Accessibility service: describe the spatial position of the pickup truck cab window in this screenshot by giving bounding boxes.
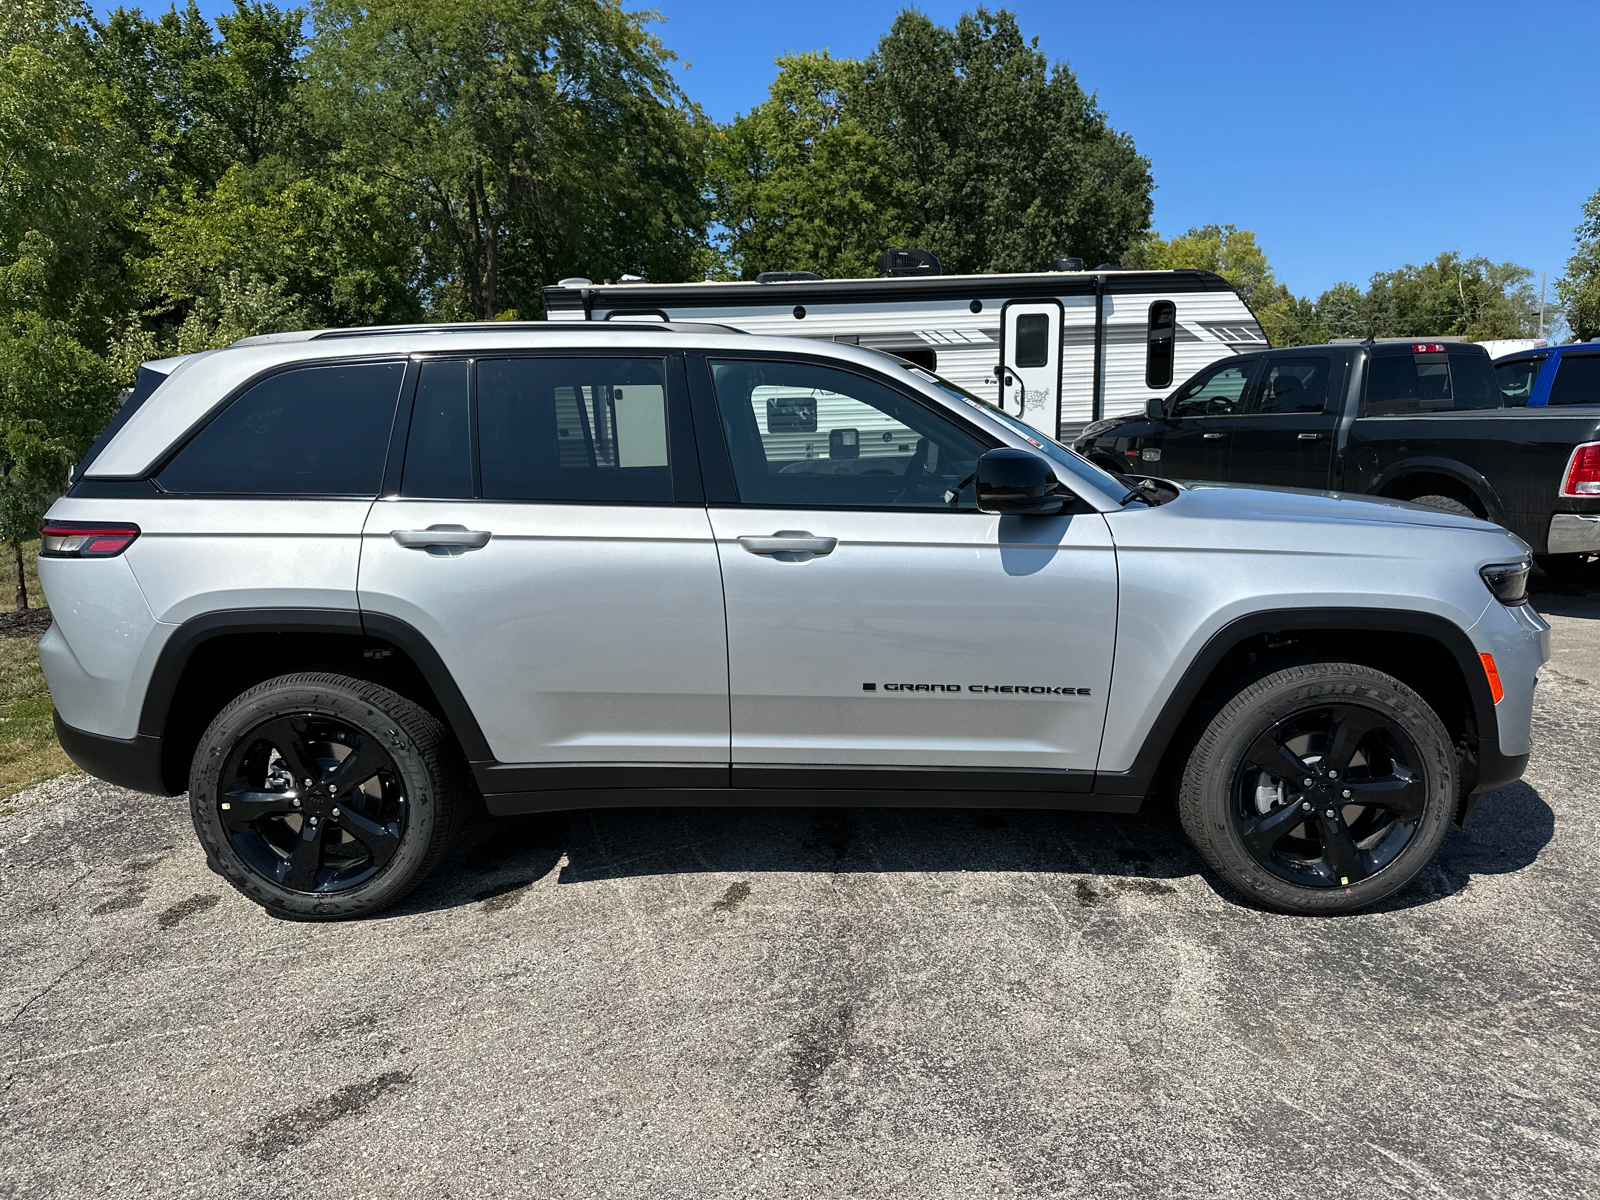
[1548,353,1600,407]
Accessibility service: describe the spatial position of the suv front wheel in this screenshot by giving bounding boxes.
[190,672,462,919]
[1178,661,1456,915]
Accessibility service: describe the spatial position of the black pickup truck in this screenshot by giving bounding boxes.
[1074,340,1600,579]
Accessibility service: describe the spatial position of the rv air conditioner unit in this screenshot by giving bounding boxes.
[877,249,942,278]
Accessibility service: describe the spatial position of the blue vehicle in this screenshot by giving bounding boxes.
[1494,341,1600,408]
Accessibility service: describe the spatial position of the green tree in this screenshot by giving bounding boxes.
[0,241,119,608]
[1122,225,1277,309]
[308,0,708,319]
[1559,187,1600,341]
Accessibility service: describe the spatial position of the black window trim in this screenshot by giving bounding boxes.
[686,347,1006,513]
[150,354,416,499]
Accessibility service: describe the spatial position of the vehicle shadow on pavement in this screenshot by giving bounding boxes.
[393,780,1554,918]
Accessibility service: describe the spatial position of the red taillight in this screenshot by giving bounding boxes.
[1561,443,1600,497]
[38,521,140,558]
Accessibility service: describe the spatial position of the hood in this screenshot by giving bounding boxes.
[1170,481,1504,535]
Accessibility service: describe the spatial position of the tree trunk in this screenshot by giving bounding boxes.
[13,538,26,611]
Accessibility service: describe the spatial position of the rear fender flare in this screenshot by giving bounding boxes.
[1371,457,1506,525]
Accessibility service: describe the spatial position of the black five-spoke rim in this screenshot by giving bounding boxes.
[219,715,406,894]
[1234,703,1428,889]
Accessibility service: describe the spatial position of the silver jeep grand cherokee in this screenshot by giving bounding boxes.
[39,323,1548,919]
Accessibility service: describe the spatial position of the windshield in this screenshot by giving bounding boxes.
[904,365,1131,499]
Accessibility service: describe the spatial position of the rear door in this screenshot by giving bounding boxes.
[1146,357,1260,482]
[999,300,1064,439]
[1227,354,1343,489]
[356,353,729,780]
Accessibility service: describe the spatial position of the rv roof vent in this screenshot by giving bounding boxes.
[755,271,824,283]
[1051,256,1084,272]
[877,249,942,278]
[1094,263,1119,271]
[557,277,592,287]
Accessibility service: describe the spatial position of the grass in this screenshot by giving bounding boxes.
[0,538,77,812]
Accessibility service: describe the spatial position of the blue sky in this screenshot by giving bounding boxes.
[118,0,1600,302]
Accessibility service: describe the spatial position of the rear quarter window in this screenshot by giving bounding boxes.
[158,361,406,495]
[1361,350,1499,415]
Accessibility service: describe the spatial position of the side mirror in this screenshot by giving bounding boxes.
[975,448,1072,516]
[1145,396,1167,420]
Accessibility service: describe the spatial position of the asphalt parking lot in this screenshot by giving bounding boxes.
[3,581,1599,1200]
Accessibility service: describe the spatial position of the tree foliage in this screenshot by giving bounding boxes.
[710,6,1152,279]
[1559,187,1600,342]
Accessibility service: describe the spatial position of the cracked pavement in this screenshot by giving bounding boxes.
[2,577,1598,1199]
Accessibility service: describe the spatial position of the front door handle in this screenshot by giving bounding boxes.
[738,531,837,562]
[1202,432,1226,440]
[1297,432,1325,441]
[391,525,492,552]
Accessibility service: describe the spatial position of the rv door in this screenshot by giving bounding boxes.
[999,300,1063,439]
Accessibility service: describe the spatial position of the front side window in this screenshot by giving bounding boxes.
[1548,354,1600,407]
[1496,356,1545,406]
[1169,359,1257,418]
[1245,357,1333,414]
[159,361,406,495]
[477,358,671,502]
[709,359,990,509]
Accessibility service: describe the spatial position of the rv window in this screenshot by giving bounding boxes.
[1145,301,1176,389]
[1014,314,1050,368]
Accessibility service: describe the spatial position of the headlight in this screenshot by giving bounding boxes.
[1480,560,1530,605]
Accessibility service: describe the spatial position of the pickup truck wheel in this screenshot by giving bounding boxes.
[1534,553,1600,583]
[1178,662,1455,915]
[189,672,462,920]
[1405,492,1479,519]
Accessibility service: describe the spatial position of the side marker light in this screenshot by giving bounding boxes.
[1480,653,1504,704]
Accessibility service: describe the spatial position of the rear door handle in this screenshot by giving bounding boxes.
[391,525,492,551]
[738,531,837,561]
[1297,432,1325,441]
[1202,432,1226,440]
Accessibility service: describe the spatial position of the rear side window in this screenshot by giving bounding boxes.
[1549,354,1600,407]
[159,361,405,495]
[1496,356,1544,406]
[402,360,472,499]
[1448,351,1500,410]
[1245,357,1332,414]
[477,358,671,502]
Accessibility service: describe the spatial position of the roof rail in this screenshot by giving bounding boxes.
[231,320,744,347]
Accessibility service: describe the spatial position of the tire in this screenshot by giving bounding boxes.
[1405,492,1479,519]
[190,672,462,920]
[1177,661,1456,915]
[1535,553,1600,583]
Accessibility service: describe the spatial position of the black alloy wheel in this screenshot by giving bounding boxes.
[1178,661,1456,915]
[191,672,461,920]
[1234,704,1425,889]
[220,714,406,894]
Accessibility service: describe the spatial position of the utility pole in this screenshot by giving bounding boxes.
[1539,271,1547,339]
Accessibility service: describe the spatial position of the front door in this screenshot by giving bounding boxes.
[1227,354,1342,489]
[699,355,1117,782]
[1000,300,1064,440]
[1147,356,1260,483]
[357,354,729,774]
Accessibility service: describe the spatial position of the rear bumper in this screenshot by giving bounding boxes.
[53,711,173,796]
[1547,513,1600,555]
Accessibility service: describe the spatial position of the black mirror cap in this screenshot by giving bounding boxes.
[1145,396,1166,420]
[975,448,1072,515]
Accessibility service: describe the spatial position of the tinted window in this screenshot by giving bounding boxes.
[1246,357,1332,414]
[1549,354,1600,407]
[1169,360,1256,417]
[402,360,472,498]
[1363,354,1452,415]
[1014,314,1050,368]
[710,360,989,509]
[1496,356,1544,406]
[1448,351,1500,410]
[1145,300,1176,389]
[477,358,670,502]
[159,361,405,495]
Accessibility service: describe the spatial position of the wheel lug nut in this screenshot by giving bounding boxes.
[309,816,319,825]
[1303,778,1313,787]
[1342,789,1352,799]
[1301,801,1312,811]
[291,797,301,808]
[303,778,313,788]
[1328,770,1339,780]
[1324,809,1336,819]
[331,807,340,817]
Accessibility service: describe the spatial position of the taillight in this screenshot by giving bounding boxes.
[38,520,140,557]
[1561,443,1600,496]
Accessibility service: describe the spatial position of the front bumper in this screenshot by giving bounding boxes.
[1547,513,1600,555]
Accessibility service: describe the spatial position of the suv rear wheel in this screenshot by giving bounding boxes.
[190,672,462,920]
[1178,661,1455,915]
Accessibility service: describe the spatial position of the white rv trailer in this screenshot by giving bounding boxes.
[541,269,1266,442]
